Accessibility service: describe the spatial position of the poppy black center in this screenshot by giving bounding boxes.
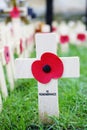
[42,64,51,73]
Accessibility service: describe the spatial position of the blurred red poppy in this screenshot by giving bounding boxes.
[4,46,10,64]
[52,27,57,32]
[10,7,20,18]
[60,35,69,44]
[77,33,86,42]
[32,52,64,84]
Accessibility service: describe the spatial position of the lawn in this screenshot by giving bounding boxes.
[0,44,87,130]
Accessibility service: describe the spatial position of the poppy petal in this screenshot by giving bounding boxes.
[41,52,64,78]
[32,60,52,83]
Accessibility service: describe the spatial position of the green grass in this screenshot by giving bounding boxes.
[0,44,87,130]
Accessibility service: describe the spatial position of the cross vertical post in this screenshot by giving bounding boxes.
[35,33,59,123]
[0,58,8,99]
[1,46,14,91]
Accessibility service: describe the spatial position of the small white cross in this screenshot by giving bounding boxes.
[0,46,14,91]
[0,55,8,99]
[15,33,80,123]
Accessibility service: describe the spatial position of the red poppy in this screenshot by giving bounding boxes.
[77,33,86,42]
[20,39,24,54]
[10,6,20,18]
[52,27,57,32]
[4,46,10,64]
[60,35,69,44]
[32,52,64,84]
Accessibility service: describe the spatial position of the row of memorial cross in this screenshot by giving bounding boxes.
[0,18,35,112]
[0,4,80,124]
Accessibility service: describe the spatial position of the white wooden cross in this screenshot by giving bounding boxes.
[15,33,80,123]
[23,24,35,57]
[59,22,69,52]
[0,57,8,99]
[4,46,14,91]
[0,46,14,91]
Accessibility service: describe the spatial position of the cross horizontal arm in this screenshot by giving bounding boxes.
[15,56,80,79]
[15,58,36,79]
[61,56,80,78]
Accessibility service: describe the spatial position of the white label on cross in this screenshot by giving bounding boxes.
[15,33,80,123]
